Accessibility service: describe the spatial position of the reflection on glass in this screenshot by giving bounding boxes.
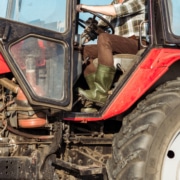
[0,0,67,32]
[10,37,65,100]
[169,0,180,36]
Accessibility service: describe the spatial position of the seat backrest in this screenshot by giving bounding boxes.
[113,54,138,72]
[93,49,145,71]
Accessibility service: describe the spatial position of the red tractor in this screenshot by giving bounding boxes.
[0,0,179,179]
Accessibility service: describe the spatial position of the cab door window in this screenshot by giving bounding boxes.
[10,37,66,101]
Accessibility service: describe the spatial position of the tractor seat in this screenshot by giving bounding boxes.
[94,49,144,77]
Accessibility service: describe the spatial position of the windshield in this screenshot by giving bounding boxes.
[0,0,67,33]
[168,0,180,36]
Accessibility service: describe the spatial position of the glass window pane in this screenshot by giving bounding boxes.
[0,0,67,33]
[169,0,180,36]
[78,0,111,35]
[10,37,66,101]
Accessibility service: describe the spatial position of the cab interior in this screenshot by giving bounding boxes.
[72,0,149,112]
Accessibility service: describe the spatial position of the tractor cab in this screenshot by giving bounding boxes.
[0,0,141,115]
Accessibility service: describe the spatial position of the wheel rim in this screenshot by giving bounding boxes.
[161,132,180,180]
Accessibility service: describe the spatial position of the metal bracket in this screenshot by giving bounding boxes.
[53,159,106,176]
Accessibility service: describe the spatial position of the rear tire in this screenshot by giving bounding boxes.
[106,79,180,180]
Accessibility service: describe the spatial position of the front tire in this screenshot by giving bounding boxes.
[106,79,180,180]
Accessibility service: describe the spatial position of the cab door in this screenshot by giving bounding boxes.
[0,0,76,110]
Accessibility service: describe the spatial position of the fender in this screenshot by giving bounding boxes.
[64,48,180,122]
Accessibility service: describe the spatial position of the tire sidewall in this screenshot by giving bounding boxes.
[146,105,180,179]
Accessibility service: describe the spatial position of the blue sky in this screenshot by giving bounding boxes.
[79,0,112,36]
[79,0,113,44]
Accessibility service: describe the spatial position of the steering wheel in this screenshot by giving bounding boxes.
[78,8,115,36]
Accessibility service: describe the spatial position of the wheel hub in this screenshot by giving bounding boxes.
[162,132,180,180]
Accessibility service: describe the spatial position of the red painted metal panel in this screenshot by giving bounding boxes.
[0,54,10,74]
